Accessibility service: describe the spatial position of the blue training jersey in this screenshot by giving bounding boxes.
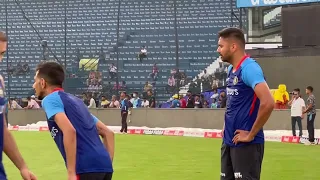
[42,90,113,174]
[224,56,265,147]
[0,80,6,179]
[120,99,129,112]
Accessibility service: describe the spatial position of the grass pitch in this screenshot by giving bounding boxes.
[3,132,320,180]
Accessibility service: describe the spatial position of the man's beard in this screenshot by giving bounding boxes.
[220,54,231,63]
[37,91,45,100]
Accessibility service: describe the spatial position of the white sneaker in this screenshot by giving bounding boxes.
[304,141,315,145]
[304,141,311,145]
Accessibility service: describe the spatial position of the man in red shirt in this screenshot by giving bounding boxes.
[180,95,187,108]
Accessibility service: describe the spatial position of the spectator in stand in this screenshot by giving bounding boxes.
[288,88,305,137]
[144,81,153,93]
[180,95,187,108]
[211,98,218,108]
[210,89,219,101]
[120,92,129,134]
[194,94,203,108]
[203,101,209,108]
[149,63,159,81]
[218,91,227,108]
[203,69,209,79]
[180,72,187,86]
[88,82,94,92]
[9,98,22,110]
[130,92,141,108]
[211,76,219,89]
[82,92,89,106]
[147,90,156,108]
[303,86,316,145]
[186,90,195,108]
[170,95,181,108]
[109,95,120,108]
[89,71,95,79]
[137,46,147,62]
[166,76,175,94]
[141,97,149,108]
[100,95,110,108]
[274,84,289,109]
[25,96,40,109]
[109,63,117,79]
[87,93,97,108]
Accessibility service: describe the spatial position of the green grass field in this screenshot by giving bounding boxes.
[2,132,320,180]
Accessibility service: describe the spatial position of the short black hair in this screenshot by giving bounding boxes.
[307,86,314,92]
[218,27,245,48]
[121,91,127,95]
[293,88,300,92]
[36,61,65,87]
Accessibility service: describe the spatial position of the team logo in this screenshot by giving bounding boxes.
[233,76,238,85]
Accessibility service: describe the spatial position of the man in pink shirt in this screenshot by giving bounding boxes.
[25,96,40,109]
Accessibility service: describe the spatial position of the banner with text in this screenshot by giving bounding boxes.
[237,0,320,8]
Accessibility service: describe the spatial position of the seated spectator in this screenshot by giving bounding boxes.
[170,94,181,108]
[218,91,227,108]
[210,89,219,101]
[88,83,94,92]
[87,93,97,109]
[130,92,141,108]
[149,63,159,81]
[137,46,147,62]
[100,95,110,108]
[194,94,203,108]
[10,98,22,110]
[186,90,195,108]
[109,95,120,108]
[203,101,209,108]
[203,69,209,79]
[89,71,95,79]
[25,96,40,109]
[109,63,117,79]
[274,84,289,109]
[180,72,187,86]
[82,93,89,106]
[141,97,149,108]
[166,76,176,93]
[180,95,187,108]
[210,98,218,108]
[147,90,156,108]
[144,81,153,92]
[93,82,99,92]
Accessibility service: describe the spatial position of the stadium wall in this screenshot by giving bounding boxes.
[8,109,320,130]
[255,56,319,108]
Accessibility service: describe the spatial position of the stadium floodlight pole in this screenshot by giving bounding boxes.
[64,0,67,69]
[116,0,120,91]
[173,0,180,95]
[5,0,10,100]
[230,0,233,27]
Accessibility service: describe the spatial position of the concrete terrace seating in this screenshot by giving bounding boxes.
[0,0,244,103]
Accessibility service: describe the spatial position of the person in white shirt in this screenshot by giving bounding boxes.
[138,46,147,62]
[10,98,22,109]
[25,96,40,109]
[87,93,97,108]
[109,63,117,79]
[288,88,306,137]
[141,97,149,108]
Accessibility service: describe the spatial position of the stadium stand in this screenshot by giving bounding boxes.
[0,0,245,105]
